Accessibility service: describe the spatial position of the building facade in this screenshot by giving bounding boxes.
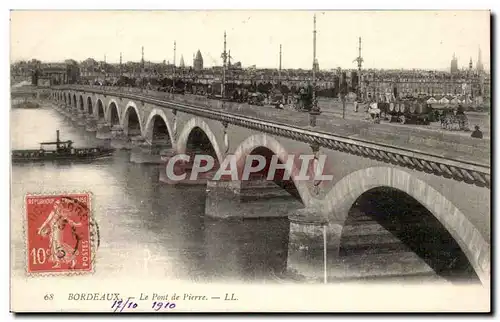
[363,70,490,101]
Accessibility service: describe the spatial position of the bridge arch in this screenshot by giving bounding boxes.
[323,166,490,285]
[96,99,105,120]
[122,101,143,137]
[143,109,175,146]
[233,134,311,206]
[177,117,223,164]
[79,95,85,111]
[106,99,121,126]
[87,96,93,115]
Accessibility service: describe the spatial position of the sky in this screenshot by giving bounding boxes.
[10,10,491,70]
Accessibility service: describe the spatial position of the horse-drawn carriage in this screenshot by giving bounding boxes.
[436,105,470,131]
[248,92,265,106]
[369,95,470,131]
[378,99,438,125]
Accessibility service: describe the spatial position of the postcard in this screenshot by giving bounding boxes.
[10,10,491,313]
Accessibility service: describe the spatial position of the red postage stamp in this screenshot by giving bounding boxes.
[25,193,97,274]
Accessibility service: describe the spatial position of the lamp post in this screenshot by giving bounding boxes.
[309,14,321,127]
[221,31,228,100]
[337,68,346,119]
[172,41,176,95]
[354,37,364,102]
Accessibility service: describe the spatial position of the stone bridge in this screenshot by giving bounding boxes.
[47,86,490,285]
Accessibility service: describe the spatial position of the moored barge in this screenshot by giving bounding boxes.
[12,130,114,163]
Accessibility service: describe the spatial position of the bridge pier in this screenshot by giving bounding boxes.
[157,149,183,182]
[130,141,172,164]
[76,111,87,126]
[158,156,216,186]
[204,178,303,219]
[59,105,69,118]
[286,208,343,282]
[96,121,112,140]
[110,126,131,150]
[70,109,78,122]
[85,116,98,132]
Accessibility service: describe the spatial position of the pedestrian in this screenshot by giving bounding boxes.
[354,100,359,112]
[471,125,483,139]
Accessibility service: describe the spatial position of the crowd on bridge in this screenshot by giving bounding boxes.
[75,75,327,111]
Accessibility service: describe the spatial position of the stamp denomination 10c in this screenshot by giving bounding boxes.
[25,193,97,274]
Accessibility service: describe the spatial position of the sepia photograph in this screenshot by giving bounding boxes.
[9,8,491,313]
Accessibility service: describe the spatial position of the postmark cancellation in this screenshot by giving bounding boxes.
[25,192,99,275]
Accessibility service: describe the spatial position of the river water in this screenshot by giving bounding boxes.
[11,104,290,283]
[10,103,480,285]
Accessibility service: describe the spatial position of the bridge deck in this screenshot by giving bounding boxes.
[54,86,491,168]
[220,102,490,165]
[134,89,490,166]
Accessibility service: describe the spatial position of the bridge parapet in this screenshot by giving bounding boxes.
[53,85,490,189]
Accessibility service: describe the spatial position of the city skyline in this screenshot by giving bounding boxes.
[11,10,491,70]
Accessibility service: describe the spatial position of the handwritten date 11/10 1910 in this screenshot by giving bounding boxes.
[111,297,176,312]
[111,293,238,312]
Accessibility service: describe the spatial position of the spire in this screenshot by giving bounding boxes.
[469,57,473,70]
[451,52,458,74]
[477,46,483,72]
[180,55,185,68]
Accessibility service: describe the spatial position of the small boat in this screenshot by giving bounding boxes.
[12,130,115,163]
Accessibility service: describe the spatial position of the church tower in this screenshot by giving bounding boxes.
[450,53,458,74]
[477,46,484,73]
[193,50,203,71]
